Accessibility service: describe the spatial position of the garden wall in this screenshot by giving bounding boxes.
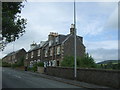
[45,67,120,88]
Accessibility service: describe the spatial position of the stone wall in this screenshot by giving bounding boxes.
[45,67,120,88]
[63,35,85,58]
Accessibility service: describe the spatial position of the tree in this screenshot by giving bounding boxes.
[106,61,113,69]
[60,56,74,67]
[61,53,97,68]
[1,2,27,51]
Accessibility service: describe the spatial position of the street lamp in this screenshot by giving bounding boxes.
[74,0,77,78]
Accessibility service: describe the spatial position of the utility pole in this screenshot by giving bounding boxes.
[74,0,77,78]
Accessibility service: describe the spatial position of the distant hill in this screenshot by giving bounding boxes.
[97,60,120,64]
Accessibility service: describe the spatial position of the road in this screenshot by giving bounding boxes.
[2,67,83,88]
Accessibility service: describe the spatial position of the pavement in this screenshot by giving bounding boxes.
[2,67,112,89]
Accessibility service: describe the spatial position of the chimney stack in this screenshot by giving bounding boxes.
[70,24,75,34]
[48,32,58,41]
[30,41,37,50]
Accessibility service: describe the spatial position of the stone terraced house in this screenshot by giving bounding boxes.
[2,48,26,64]
[25,24,86,67]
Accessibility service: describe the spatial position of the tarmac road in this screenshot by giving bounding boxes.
[2,67,83,88]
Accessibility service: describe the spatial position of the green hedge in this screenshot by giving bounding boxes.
[28,62,44,72]
[2,62,11,67]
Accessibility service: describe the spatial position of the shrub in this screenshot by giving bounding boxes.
[2,62,11,67]
[61,53,97,68]
[27,63,37,72]
[11,56,25,68]
[17,56,24,66]
[37,62,44,67]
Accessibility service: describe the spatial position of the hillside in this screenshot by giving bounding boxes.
[97,60,120,64]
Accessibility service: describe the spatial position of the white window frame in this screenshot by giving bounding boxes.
[38,49,40,56]
[55,37,59,43]
[26,54,28,59]
[45,50,48,57]
[31,51,34,58]
[49,40,53,46]
[50,48,53,56]
[57,46,61,55]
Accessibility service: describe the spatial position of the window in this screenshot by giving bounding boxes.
[12,55,15,59]
[37,59,40,63]
[26,54,28,59]
[57,46,61,55]
[49,40,53,46]
[50,48,53,56]
[31,51,34,58]
[38,49,40,56]
[55,37,59,43]
[45,50,48,57]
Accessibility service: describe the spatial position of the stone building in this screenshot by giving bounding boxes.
[2,48,26,64]
[25,24,86,67]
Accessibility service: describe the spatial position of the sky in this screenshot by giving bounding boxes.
[1,1,118,63]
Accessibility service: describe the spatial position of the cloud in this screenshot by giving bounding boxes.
[84,40,118,50]
[1,2,118,63]
[104,7,118,30]
[76,2,117,36]
[88,48,118,63]
[79,20,104,36]
[84,40,118,62]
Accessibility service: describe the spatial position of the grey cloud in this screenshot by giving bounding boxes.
[87,48,118,63]
[104,7,118,30]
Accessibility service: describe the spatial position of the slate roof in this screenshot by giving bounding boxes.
[27,33,84,52]
[28,41,48,52]
[3,48,26,58]
[28,44,41,52]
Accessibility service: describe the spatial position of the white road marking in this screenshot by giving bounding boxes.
[13,75,21,79]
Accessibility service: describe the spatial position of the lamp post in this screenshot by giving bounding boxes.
[74,0,77,78]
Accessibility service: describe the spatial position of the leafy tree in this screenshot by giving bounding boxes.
[17,56,25,66]
[60,56,74,67]
[61,53,97,68]
[1,2,27,51]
